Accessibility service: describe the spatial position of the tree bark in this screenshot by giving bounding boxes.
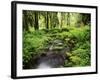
[46,12,49,29]
[34,11,39,30]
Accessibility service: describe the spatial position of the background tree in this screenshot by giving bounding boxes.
[81,13,91,25]
[67,12,70,27]
[23,10,91,31]
[34,11,39,30]
[23,10,29,31]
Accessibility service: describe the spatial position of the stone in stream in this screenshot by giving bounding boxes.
[53,40,63,45]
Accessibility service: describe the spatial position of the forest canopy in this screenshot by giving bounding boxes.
[23,10,91,69]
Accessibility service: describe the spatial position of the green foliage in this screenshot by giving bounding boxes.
[23,30,49,64]
[62,26,91,67]
[71,48,90,66]
[69,26,90,42]
[23,10,91,69]
[23,26,91,68]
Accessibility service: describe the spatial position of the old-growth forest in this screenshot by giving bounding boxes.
[23,10,91,69]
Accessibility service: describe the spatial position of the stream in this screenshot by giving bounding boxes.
[24,39,70,69]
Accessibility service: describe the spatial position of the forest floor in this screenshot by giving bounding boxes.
[23,26,91,69]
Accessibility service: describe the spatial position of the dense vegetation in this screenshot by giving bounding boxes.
[22,10,91,69]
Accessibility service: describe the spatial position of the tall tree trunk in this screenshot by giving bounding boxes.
[23,11,29,31]
[61,13,63,28]
[34,11,39,30]
[58,12,62,28]
[49,12,53,29]
[67,13,70,27]
[46,12,49,29]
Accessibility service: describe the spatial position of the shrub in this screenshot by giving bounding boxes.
[71,48,91,66]
[23,30,50,64]
[69,26,90,42]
